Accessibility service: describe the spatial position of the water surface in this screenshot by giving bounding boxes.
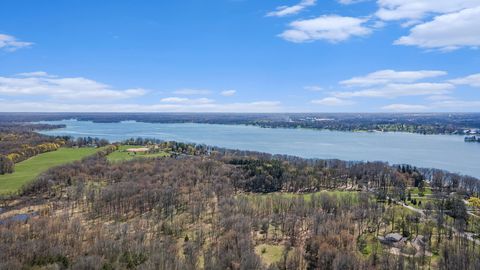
[38,120,480,178]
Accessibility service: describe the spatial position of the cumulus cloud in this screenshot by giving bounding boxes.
[0,100,283,113]
[334,83,454,98]
[426,95,455,101]
[309,69,458,111]
[0,72,147,100]
[432,99,480,109]
[160,97,214,104]
[337,0,366,5]
[220,90,236,96]
[340,70,447,87]
[382,99,480,112]
[375,0,480,21]
[16,71,51,77]
[311,97,354,106]
[0,71,282,112]
[450,73,480,87]
[273,1,480,50]
[279,15,371,43]
[395,7,480,50]
[0,34,33,51]
[309,69,480,111]
[173,89,212,95]
[266,0,316,17]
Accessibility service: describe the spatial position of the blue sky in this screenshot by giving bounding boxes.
[1,0,480,112]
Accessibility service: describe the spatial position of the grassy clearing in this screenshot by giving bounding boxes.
[358,234,379,256]
[409,187,433,196]
[255,244,284,266]
[0,147,103,194]
[405,197,436,209]
[107,145,170,162]
[243,190,360,202]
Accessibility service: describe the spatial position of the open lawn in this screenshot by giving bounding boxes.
[241,190,361,203]
[255,244,284,266]
[0,147,103,194]
[107,145,170,162]
[409,187,433,196]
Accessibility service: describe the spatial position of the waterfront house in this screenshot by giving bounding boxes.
[465,136,478,142]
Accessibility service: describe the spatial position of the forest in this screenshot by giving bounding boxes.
[1,137,480,269]
[0,122,115,175]
[0,123,68,174]
[1,112,479,135]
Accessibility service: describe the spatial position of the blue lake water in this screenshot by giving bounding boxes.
[38,120,480,178]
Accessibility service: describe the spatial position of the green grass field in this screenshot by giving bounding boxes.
[107,145,169,162]
[409,187,433,196]
[255,244,284,266]
[0,147,103,194]
[242,190,360,203]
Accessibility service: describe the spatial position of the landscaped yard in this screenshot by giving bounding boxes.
[107,145,170,162]
[0,147,103,194]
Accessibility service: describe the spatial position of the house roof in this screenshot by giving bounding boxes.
[126,148,149,153]
[385,233,403,242]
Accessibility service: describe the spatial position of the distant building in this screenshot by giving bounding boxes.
[126,147,150,153]
[378,232,406,247]
[385,233,403,242]
[465,136,479,142]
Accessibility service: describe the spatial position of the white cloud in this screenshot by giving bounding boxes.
[267,0,316,17]
[338,0,366,5]
[432,99,480,109]
[279,15,371,43]
[0,71,282,113]
[376,0,480,21]
[160,97,189,103]
[334,83,454,98]
[0,34,33,51]
[311,97,354,106]
[382,99,480,112]
[382,104,429,111]
[395,7,480,50]
[272,1,480,51]
[0,72,147,100]
[371,20,387,29]
[220,90,236,96]
[309,69,456,110]
[340,69,447,87]
[160,97,214,104]
[173,89,212,95]
[426,95,454,101]
[16,71,51,77]
[0,100,283,113]
[450,73,480,87]
[304,85,323,91]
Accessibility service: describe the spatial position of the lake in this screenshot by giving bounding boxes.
[38,120,480,178]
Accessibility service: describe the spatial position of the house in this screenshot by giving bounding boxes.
[126,147,150,154]
[465,136,479,142]
[378,232,406,247]
[385,233,404,242]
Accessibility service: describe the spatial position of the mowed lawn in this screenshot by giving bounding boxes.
[0,147,102,194]
[107,145,170,162]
